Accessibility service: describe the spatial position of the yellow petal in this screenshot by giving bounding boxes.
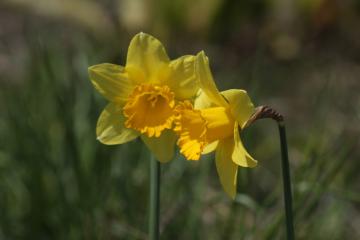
[96,103,139,144]
[194,89,218,109]
[88,63,133,103]
[126,33,170,83]
[195,51,227,107]
[202,141,219,154]
[232,123,257,167]
[215,138,238,199]
[141,130,176,163]
[167,55,199,100]
[221,89,255,129]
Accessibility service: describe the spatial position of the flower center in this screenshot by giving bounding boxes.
[123,84,175,137]
[174,101,235,160]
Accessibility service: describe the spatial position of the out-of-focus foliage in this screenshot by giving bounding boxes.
[0,0,360,239]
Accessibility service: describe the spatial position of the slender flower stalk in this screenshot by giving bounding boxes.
[247,106,295,240]
[149,154,160,240]
[278,121,295,240]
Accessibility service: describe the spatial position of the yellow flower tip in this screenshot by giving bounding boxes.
[138,31,146,39]
[95,133,112,144]
[133,31,147,39]
[174,101,207,160]
[87,65,98,79]
[196,51,212,70]
[123,84,175,138]
[132,32,147,44]
[197,50,207,60]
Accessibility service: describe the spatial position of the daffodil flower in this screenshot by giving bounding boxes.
[174,52,258,198]
[88,33,200,162]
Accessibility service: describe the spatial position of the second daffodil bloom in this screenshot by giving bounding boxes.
[174,52,258,198]
[88,33,200,162]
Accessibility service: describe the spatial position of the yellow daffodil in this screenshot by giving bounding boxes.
[174,51,258,198]
[88,33,200,162]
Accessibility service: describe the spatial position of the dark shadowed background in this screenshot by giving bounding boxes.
[1,0,360,239]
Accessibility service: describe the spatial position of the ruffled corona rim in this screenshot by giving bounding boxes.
[174,101,235,160]
[174,101,208,160]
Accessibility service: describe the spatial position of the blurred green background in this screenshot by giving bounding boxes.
[1,0,360,239]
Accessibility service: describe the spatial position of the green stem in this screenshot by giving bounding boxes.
[149,155,160,240]
[278,121,295,240]
[246,106,295,239]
